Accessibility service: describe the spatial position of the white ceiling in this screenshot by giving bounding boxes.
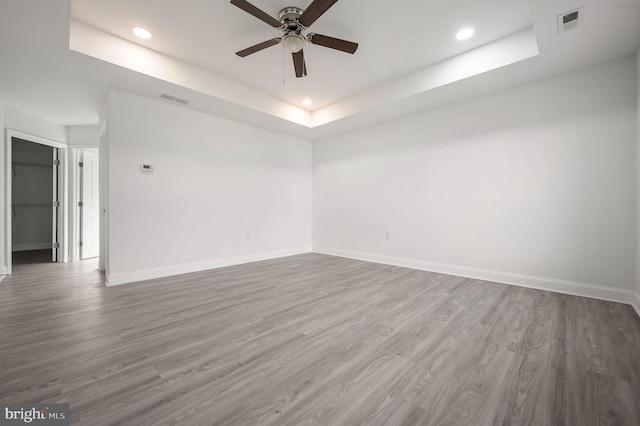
[71,0,533,110]
[0,0,639,139]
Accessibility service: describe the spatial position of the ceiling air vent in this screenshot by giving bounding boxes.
[558,7,584,33]
[159,93,191,105]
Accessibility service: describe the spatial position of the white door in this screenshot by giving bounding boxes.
[80,151,100,259]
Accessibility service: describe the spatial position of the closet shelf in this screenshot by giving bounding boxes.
[12,161,53,168]
[12,203,53,217]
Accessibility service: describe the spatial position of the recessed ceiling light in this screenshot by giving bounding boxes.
[302,99,312,106]
[133,27,152,39]
[455,28,474,40]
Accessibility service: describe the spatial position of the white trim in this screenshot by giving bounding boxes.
[3,130,10,275]
[313,247,636,305]
[106,247,312,286]
[69,147,98,262]
[98,115,108,274]
[13,243,52,251]
[6,129,67,149]
[0,275,5,283]
[4,129,69,274]
[69,149,79,262]
[633,293,640,319]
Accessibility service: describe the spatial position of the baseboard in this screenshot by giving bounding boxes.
[633,292,640,319]
[106,247,312,286]
[12,243,51,251]
[0,275,5,284]
[313,247,635,305]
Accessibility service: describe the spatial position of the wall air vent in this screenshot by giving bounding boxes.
[558,7,584,33]
[159,93,191,105]
[159,93,176,101]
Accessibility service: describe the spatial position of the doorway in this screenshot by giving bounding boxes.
[11,138,60,265]
[77,149,99,259]
[4,130,68,273]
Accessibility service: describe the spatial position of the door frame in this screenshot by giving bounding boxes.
[4,129,68,274]
[70,147,99,261]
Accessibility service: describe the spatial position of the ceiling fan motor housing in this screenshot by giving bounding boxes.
[279,7,304,27]
[279,6,306,52]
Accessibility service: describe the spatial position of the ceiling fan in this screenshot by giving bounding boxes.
[230,0,358,78]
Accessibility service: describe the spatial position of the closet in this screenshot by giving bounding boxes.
[11,138,60,263]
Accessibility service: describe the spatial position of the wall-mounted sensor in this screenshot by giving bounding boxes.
[140,164,153,172]
[558,7,584,33]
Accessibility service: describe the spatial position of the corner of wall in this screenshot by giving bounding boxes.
[0,104,7,276]
[633,292,640,318]
[634,47,640,318]
[98,96,109,274]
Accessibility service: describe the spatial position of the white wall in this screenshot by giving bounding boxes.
[1,106,68,274]
[105,90,312,285]
[5,107,68,143]
[67,126,99,147]
[98,103,108,273]
[635,49,640,315]
[0,105,5,274]
[314,57,637,303]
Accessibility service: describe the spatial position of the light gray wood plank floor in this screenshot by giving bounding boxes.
[1,253,639,425]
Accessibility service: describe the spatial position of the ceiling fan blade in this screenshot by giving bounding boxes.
[308,33,358,54]
[230,0,282,27]
[299,0,340,27]
[236,38,280,57]
[292,50,307,78]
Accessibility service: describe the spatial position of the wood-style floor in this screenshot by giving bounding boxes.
[1,253,639,425]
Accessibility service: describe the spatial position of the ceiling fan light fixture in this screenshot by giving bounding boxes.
[282,33,306,53]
